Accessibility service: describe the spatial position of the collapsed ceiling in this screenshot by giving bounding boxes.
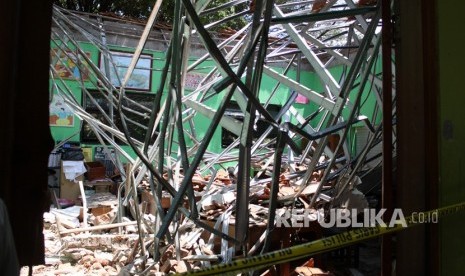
[49,0,395,273]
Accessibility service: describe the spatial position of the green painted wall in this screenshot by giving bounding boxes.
[438,1,465,274]
[49,41,381,164]
[189,68,320,155]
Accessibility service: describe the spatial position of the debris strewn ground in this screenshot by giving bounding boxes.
[20,166,376,275]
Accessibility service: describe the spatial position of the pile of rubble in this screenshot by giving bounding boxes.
[22,220,335,275]
[21,220,140,275]
[21,164,371,275]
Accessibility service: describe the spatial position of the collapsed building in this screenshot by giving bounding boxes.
[45,1,389,274]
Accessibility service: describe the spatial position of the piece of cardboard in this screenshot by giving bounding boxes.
[60,161,83,200]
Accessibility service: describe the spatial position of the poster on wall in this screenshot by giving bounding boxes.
[100,50,152,91]
[50,49,91,81]
[49,94,74,127]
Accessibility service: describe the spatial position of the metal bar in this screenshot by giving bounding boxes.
[252,91,298,155]
[156,83,237,239]
[263,65,337,113]
[170,0,198,219]
[204,10,250,30]
[187,23,251,73]
[271,6,377,24]
[200,0,248,16]
[183,99,243,136]
[235,0,267,250]
[157,0,268,239]
[308,6,381,207]
[286,116,370,142]
[274,6,341,95]
[261,129,286,253]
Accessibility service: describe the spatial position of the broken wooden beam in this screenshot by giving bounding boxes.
[59,221,138,235]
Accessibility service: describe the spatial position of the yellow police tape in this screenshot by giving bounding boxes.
[175,202,465,276]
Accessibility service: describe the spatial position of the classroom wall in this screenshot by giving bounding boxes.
[49,41,381,163]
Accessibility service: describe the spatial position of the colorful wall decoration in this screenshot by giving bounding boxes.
[50,49,91,81]
[49,94,74,127]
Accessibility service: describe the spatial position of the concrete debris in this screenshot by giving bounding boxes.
[90,206,117,226]
[32,158,372,275]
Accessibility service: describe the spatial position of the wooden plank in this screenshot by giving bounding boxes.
[59,221,138,235]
